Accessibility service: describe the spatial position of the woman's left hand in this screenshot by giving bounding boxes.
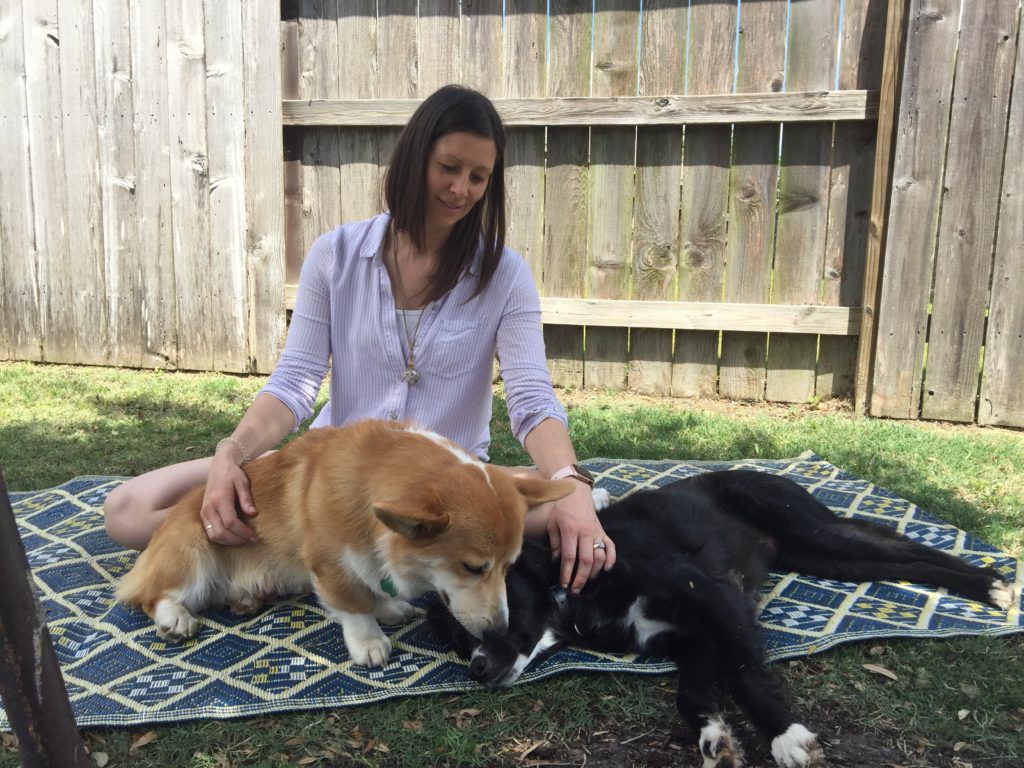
[546,482,616,593]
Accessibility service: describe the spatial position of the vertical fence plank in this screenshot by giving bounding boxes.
[586,5,638,391]
[979,11,1024,427]
[544,0,591,389]
[420,0,461,94]
[166,0,212,370]
[921,1,1018,422]
[57,0,108,366]
[0,1,42,361]
[461,0,502,94]
[674,0,735,397]
[720,0,786,401]
[24,1,74,364]
[299,0,341,273]
[855,0,908,414]
[767,0,839,403]
[242,0,286,372]
[94,0,144,367]
[129,0,175,368]
[871,0,960,419]
[816,0,885,399]
[205,0,249,372]
[336,2,380,227]
[629,0,686,395]
[281,4,303,287]
[504,1,547,283]
[377,1,418,193]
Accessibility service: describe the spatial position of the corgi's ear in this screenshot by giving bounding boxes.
[374,504,450,541]
[513,478,577,509]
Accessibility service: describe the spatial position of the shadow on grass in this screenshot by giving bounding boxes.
[3,383,1020,553]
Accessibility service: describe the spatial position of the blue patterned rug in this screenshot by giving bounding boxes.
[3,452,1021,728]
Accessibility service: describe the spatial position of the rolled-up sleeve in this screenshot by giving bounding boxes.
[258,231,335,430]
[497,256,568,444]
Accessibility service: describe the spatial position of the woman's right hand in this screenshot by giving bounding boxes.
[199,453,259,546]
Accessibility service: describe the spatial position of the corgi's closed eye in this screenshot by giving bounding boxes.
[462,562,487,576]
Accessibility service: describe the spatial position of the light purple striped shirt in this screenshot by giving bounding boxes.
[259,214,568,460]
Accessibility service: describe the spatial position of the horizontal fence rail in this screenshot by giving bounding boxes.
[282,288,861,335]
[283,90,880,127]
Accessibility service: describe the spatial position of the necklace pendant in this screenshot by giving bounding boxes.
[403,367,420,386]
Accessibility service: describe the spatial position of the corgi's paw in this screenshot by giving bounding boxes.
[346,627,393,668]
[153,598,199,642]
[336,611,393,667]
[591,487,611,512]
[770,724,820,767]
[699,718,742,768]
[374,596,422,626]
[229,593,265,616]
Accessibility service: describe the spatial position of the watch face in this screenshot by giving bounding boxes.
[572,464,595,484]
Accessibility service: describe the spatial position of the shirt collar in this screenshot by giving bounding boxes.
[362,213,484,276]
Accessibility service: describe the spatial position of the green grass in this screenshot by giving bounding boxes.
[2,361,1023,767]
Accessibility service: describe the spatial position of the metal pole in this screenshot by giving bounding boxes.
[0,470,89,767]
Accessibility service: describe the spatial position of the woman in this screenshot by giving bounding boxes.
[104,85,615,593]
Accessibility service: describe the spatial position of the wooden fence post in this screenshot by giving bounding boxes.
[855,0,910,413]
[0,471,89,767]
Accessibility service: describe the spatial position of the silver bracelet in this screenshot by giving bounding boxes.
[215,436,252,465]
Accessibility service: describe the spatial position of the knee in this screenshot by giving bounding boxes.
[102,483,135,545]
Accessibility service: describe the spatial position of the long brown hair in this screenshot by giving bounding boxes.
[384,85,507,303]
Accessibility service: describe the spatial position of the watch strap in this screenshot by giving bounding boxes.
[550,463,595,487]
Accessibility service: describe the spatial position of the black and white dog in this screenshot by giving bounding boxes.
[429,470,1016,768]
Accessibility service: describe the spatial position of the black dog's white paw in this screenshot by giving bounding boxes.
[699,718,743,768]
[771,723,820,767]
[989,579,1018,611]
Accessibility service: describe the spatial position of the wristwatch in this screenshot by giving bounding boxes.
[550,463,595,487]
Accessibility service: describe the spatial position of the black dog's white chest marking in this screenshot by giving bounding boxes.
[623,597,675,649]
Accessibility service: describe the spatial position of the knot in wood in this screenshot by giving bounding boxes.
[738,179,761,202]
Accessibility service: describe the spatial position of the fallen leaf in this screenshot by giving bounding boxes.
[953,742,968,752]
[284,737,308,746]
[129,732,158,753]
[376,744,390,753]
[958,709,971,721]
[92,753,109,767]
[862,663,898,681]
[402,719,423,731]
[869,645,885,656]
[297,758,317,766]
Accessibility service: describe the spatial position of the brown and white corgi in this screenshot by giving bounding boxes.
[116,420,574,667]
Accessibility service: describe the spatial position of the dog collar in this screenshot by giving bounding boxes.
[380,576,398,597]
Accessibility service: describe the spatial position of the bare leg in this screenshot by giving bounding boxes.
[103,457,214,550]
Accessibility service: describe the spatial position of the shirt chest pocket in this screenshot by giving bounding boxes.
[423,318,488,380]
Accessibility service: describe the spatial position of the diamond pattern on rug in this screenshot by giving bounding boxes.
[3,454,1021,728]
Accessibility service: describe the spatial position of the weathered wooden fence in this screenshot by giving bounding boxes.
[0,0,284,373]
[282,0,881,404]
[1,0,1021,427]
[871,0,1023,426]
